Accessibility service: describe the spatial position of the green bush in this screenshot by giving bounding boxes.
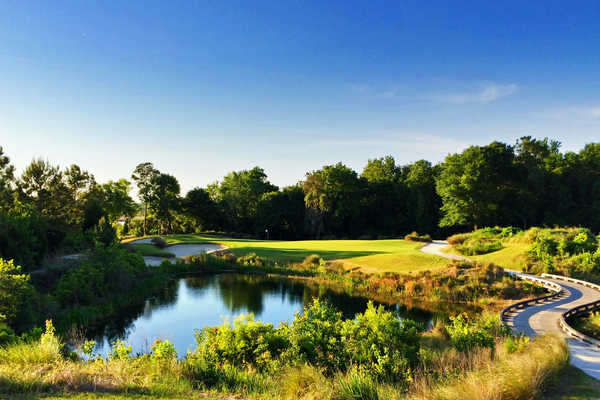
[0,259,34,328]
[283,299,346,373]
[109,339,132,360]
[446,314,495,352]
[187,300,419,386]
[341,302,420,381]
[151,339,177,364]
[151,236,168,249]
[191,314,287,372]
[404,231,432,242]
[53,246,147,308]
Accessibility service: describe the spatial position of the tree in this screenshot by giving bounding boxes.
[256,186,306,239]
[184,187,219,231]
[436,142,517,230]
[402,160,442,236]
[361,156,400,183]
[101,179,137,223]
[209,167,278,232]
[0,146,15,211]
[149,173,181,234]
[131,162,159,236]
[303,163,362,238]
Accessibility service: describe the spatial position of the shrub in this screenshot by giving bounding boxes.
[303,254,322,267]
[341,302,420,382]
[0,258,34,328]
[236,253,268,267]
[191,314,287,372]
[447,233,469,245]
[404,232,432,243]
[151,339,177,366]
[151,236,168,249]
[53,246,147,308]
[283,299,346,373]
[446,314,495,352]
[109,339,132,360]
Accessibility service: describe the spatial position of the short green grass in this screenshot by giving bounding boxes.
[125,234,449,273]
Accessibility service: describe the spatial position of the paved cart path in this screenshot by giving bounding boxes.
[421,240,600,380]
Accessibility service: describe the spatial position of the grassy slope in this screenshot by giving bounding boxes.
[159,234,448,273]
[443,242,530,270]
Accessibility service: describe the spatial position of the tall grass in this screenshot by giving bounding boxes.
[411,334,568,400]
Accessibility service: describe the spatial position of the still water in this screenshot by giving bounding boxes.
[91,273,440,357]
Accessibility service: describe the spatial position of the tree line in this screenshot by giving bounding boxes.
[0,136,599,270]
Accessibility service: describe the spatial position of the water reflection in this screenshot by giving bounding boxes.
[90,273,472,357]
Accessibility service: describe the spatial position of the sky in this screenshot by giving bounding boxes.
[1,1,599,193]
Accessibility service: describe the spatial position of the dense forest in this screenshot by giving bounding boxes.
[1,136,599,273]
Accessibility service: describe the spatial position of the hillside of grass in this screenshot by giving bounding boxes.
[446,227,600,280]
[126,234,449,273]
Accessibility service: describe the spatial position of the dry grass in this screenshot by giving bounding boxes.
[410,334,568,400]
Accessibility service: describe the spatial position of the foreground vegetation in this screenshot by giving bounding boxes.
[0,300,573,400]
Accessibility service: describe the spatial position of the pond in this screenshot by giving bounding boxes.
[89,273,459,358]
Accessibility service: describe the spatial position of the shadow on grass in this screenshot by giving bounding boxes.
[228,247,383,262]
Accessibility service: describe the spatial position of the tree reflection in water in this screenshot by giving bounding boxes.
[89,273,477,356]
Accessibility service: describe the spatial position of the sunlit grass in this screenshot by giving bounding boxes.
[154,234,449,273]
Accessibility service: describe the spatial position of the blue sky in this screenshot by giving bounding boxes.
[1,1,599,192]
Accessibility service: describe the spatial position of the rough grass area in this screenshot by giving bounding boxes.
[544,364,600,400]
[122,243,175,258]
[409,334,569,400]
[571,311,600,340]
[128,234,449,273]
[444,242,530,271]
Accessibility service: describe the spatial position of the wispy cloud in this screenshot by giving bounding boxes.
[349,84,400,99]
[535,105,600,121]
[430,83,518,104]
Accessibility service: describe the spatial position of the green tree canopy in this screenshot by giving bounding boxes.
[436,142,517,230]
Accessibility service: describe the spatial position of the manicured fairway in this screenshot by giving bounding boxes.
[126,234,449,273]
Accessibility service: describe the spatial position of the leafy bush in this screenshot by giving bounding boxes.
[109,339,132,360]
[446,314,495,352]
[0,259,34,328]
[525,227,600,280]
[187,299,419,386]
[283,299,346,373]
[303,254,322,267]
[236,253,268,267]
[191,314,287,372]
[450,228,505,255]
[404,231,432,242]
[53,247,147,308]
[151,339,177,364]
[341,302,420,381]
[151,236,168,249]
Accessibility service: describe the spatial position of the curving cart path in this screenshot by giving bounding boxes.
[421,240,600,379]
